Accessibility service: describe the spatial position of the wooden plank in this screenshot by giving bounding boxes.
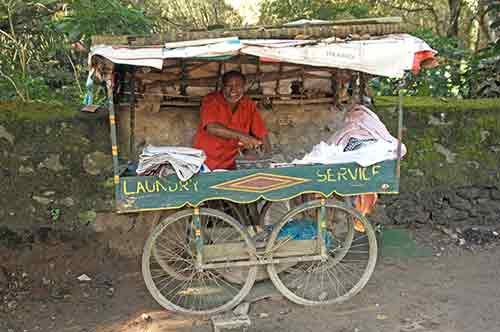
[203,242,251,262]
[202,239,319,263]
[268,239,318,257]
[272,97,334,105]
[91,20,408,47]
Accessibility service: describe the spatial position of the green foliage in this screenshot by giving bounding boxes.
[145,0,242,32]
[375,96,500,113]
[258,0,370,25]
[0,0,153,102]
[55,0,153,47]
[372,28,500,99]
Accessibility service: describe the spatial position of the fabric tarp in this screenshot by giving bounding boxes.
[90,34,436,78]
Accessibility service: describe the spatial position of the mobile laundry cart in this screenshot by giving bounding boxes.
[88,17,437,315]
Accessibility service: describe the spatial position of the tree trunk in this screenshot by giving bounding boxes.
[132,0,145,7]
[483,12,499,42]
[447,0,462,37]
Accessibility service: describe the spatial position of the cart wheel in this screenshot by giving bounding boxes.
[142,208,257,315]
[266,199,376,306]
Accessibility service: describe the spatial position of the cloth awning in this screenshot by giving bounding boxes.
[90,34,436,78]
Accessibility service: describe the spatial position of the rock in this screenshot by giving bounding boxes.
[32,195,52,205]
[386,200,429,225]
[462,227,499,245]
[491,189,500,200]
[456,187,482,200]
[433,143,456,163]
[58,197,75,207]
[476,199,500,215]
[258,313,269,318]
[436,225,459,240]
[480,130,490,143]
[431,208,469,224]
[376,314,388,320]
[93,213,131,233]
[0,268,7,285]
[83,151,112,176]
[0,125,14,144]
[18,165,35,174]
[7,300,17,310]
[427,115,452,126]
[212,313,251,332]
[466,161,480,169]
[77,274,92,282]
[39,154,65,172]
[43,191,56,197]
[448,195,472,211]
[233,302,250,316]
[408,169,424,177]
[78,210,97,225]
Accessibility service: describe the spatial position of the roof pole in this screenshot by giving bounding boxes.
[396,76,405,186]
[106,78,121,202]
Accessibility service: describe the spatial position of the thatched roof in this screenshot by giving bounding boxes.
[92,17,407,47]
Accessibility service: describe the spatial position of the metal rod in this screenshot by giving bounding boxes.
[318,199,327,257]
[359,72,366,105]
[193,208,202,268]
[129,67,136,161]
[106,79,121,201]
[201,254,326,269]
[396,82,404,181]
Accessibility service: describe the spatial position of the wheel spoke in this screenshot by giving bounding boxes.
[266,200,376,305]
[143,208,256,314]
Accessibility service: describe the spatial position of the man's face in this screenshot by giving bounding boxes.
[222,76,245,105]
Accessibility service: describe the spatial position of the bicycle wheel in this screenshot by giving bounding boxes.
[266,199,376,306]
[142,208,257,315]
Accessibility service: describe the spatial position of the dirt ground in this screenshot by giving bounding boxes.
[1,225,499,332]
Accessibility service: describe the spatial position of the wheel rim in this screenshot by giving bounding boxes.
[142,208,257,315]
[266,200,377,306]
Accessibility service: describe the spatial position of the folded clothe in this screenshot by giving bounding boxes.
[328,104,407,156]
[293,140,401,167]
[293,104,406,167]
[343,137,377,152]
[137,145,206,182]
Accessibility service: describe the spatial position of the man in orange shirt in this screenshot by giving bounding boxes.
[193,71,271,170]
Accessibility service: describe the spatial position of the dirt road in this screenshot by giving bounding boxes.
[1,230,499,332]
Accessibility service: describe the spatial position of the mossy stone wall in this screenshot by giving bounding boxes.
[0,98,499,236]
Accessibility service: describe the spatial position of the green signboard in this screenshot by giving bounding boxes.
[116,160,399,213]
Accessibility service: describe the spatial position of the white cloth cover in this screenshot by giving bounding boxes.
[242,34,435,78]
[293,104,406,167]
[137,145,206,181]
[90,34,436,78]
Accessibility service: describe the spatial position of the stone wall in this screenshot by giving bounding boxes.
[1,99,499,256]
[0,105,113,233]
[118,103,343,162]
[377,186,500,227]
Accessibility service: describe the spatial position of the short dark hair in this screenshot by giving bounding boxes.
[222,70,246,85]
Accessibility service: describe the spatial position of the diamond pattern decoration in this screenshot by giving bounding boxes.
[211,173,309,193]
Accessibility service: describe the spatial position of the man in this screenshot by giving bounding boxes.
[193,71,271,170]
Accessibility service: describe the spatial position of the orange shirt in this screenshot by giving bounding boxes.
[193,92,268,170]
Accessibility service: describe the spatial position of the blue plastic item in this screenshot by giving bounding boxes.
[274,219,333,248]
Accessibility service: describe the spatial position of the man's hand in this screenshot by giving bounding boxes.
[238,134,262,149]
[205,123,264,149]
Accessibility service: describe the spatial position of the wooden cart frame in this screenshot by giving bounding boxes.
[91,18,415,315]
